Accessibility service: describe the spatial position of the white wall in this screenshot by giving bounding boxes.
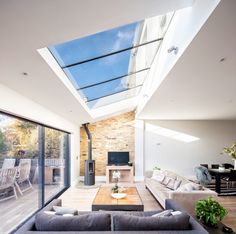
[137,0,220,115]
[134,119,145,181]
[0,83,80,184]
[144,120,236,178]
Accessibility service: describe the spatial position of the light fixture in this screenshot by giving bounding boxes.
[167,46,178,55]
[22,72,28,76]
[219,57,226,62]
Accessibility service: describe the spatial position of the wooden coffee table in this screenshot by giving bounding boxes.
[92,186,143,211]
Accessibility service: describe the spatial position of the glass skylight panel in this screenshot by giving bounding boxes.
[79,69,147,103]
[87,85,142,109]
[63,41,160,91]
[49,12,174,109]
[49,23,140,67]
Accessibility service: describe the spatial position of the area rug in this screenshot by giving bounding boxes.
[76,181,104,189]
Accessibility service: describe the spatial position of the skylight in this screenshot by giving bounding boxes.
[48,13,173,109]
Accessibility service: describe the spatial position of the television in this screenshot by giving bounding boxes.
[107,152,129,165]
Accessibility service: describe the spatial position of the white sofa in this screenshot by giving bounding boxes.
[145,170,217,215]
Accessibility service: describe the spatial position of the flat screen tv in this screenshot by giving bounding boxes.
[108,152,129,165]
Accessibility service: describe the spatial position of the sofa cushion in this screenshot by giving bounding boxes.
[113,213,190,231]
[35,212,111,231]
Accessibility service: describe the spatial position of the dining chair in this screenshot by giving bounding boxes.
[222,163,234,169]
[200,164,208,169]
[211,164,219,169]
[221,169,236,190]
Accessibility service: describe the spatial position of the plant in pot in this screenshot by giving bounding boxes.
[195,197,227,227]
[221,141,236,169]
[111,171,120,193]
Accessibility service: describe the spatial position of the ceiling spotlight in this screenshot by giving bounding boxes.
[219,57,226,62]
[167,46,178,55]
[22,72,28,76]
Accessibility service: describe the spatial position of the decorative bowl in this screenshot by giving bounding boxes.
[111,193,127,199]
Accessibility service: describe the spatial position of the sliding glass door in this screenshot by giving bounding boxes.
[0,112,70,233]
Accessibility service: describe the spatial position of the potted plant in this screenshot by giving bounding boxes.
[195,197,227,227]
[111,171,120,193]
[222,141,236,169]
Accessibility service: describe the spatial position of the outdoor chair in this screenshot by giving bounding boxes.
[0,167,18,202]
[15,159,33,195]
[2,158,16,169]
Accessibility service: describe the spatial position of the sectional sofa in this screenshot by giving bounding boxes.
[145,170,217,215]
[15,198,208,233]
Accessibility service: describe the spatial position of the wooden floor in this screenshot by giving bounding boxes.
[60,183,236,231]
[0,185,62,234]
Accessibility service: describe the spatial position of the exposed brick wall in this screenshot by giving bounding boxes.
[80,111,135,176]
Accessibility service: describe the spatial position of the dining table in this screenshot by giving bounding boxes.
[208,168,231,194]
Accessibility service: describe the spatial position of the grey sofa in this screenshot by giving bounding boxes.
[15,198,208,234]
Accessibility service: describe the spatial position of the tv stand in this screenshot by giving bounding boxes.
[106,165,134,184]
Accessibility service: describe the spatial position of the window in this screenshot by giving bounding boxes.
[48,13,174,109]
[0,112,70,233]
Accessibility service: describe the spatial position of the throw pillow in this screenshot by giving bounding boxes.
[53,206,78,215]
[35,212,111,231]
[162,176,171,186]
[151,209,173,217]
[171,211,182,216]
[166,178,176,190]
[152,173,165,183]
[173,179,182,190]
[177,182,201,192]
[44,211,56,215]
[113,213,190,231]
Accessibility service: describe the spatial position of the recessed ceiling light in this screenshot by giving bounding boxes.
[22,72,28,76]
[69,110,73,113]
[219,57,226,62]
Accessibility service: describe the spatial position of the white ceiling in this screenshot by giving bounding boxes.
[0,0,193,124]
[138,0,236,120]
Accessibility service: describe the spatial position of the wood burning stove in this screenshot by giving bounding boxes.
[82,123,95,185]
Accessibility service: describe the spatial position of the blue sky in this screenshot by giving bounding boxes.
[49,22,141,107]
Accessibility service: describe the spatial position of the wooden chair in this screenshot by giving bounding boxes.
[2,158,16,169]
[0,167,18,202]
[15,159,33,195]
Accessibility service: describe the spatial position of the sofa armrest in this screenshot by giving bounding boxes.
[15,199,62,234]
[165,199,208,234]
[168,190,217,215]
